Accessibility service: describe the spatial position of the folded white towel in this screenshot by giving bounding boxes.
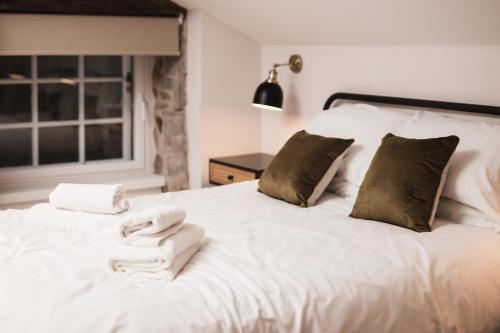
[108,223,205,280]
[49,183,129,214]
[113,243,201,281]
[120,205,186,237]
[124,222,184,247]
[111,223,204,263]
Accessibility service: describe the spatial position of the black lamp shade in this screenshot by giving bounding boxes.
[252,81,283,111]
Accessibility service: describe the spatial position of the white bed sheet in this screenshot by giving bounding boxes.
[1,181,500,333]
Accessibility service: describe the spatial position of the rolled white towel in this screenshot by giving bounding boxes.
[109,223,204,277]
[49,183,129,214]
[124,222,184,247]
[120,205,186,237]
[113,243,201,281]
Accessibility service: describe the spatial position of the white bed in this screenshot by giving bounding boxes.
[1,180,500,333]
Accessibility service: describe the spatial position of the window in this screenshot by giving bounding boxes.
[0,55,134,171]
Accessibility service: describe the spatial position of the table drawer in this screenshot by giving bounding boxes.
[209,162,256,185]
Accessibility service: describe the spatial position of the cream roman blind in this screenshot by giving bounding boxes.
[0,14,180,55]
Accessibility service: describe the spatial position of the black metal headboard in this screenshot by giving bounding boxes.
[323,92,500,116]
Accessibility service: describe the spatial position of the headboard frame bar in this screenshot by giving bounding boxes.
[323,92,500,116]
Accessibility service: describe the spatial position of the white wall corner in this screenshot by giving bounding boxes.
[186,10,263,187]
[186,10,203,189]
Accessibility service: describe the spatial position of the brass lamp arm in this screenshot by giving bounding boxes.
[272,62,290,69]
[270,54,303,73]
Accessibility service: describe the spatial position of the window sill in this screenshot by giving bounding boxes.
[0,171,165,209]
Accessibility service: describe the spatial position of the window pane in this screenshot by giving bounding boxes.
[0,56,31,79]
[0,85,31,124]
[38,56,78,78]
[85,82,122,119]
[84,56,122,77]
[38,83,78,121]
[85,124,122,161]
[39,126,79,165]
[0,128,32,167]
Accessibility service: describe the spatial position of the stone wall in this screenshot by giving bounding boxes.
[151,24,189,191]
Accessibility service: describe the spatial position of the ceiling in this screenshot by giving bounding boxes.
[176,0,500,45]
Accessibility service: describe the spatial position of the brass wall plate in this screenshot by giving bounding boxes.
[289,54,303,73]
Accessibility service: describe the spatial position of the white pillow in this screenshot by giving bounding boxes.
[304,103,415,193]
[436,198,500,232]
[396,111,500,223]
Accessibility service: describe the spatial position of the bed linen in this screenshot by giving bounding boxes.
[1,181,500,333]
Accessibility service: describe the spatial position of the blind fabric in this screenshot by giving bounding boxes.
[0,14,179,55]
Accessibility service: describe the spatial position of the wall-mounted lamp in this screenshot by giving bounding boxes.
[252,54,303,111]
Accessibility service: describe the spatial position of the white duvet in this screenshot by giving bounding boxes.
[1,181,500,333]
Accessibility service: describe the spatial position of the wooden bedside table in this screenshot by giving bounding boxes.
[209,153,274,185]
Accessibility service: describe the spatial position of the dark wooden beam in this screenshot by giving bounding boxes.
[0,0,187,17]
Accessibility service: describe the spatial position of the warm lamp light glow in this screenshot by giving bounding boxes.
[251,103,282,111]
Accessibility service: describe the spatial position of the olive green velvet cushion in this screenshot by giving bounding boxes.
[258,130,354,207]
[350,133,459,232]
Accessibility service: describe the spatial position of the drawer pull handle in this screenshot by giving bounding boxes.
[227,175,234,181]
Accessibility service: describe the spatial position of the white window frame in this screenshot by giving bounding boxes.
[0,56,149,183]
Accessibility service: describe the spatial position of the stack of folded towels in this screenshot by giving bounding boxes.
[110,206,204,281]
[47,183,204,281]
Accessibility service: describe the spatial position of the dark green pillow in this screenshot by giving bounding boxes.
[350,133,459,232]
[258,130,354,207]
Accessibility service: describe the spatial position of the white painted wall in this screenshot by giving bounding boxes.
[260,45,500,153]
[186,11,203,189]
[186,11,262,188]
